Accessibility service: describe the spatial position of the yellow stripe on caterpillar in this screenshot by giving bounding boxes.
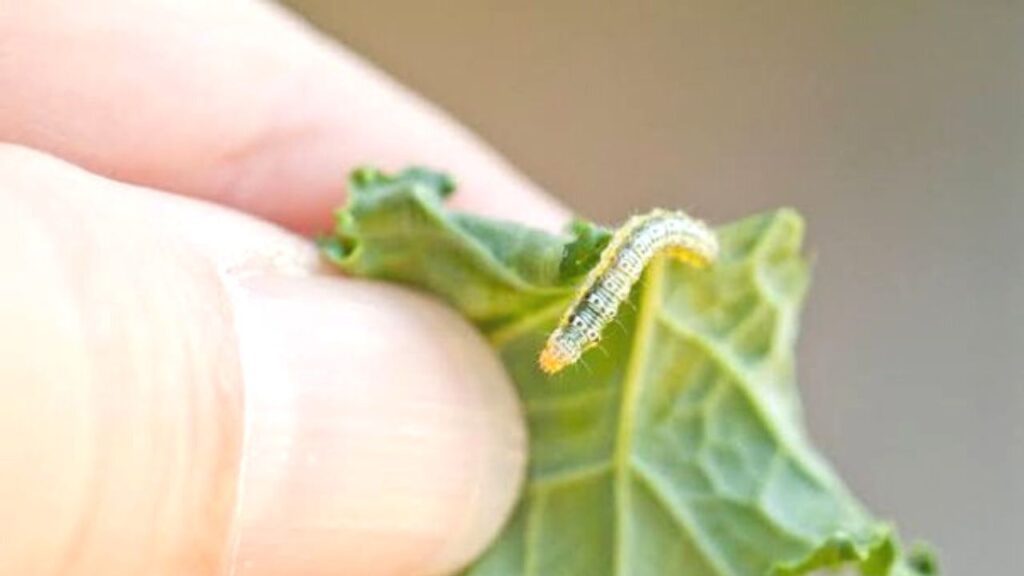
[538,209,718,375]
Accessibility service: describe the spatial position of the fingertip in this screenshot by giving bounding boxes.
[0,0,570,234]
[204,44,570,233]
[225,275,526,576]
[0,145,527,575]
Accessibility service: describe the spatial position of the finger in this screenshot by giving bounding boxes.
[0,0,568,234]
[0,145,525,576]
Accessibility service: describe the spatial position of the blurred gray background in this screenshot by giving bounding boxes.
[284,1,1022,572]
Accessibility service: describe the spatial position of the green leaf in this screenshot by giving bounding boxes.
[323,168,935,576]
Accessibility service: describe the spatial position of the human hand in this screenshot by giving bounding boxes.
[0,1,566,574]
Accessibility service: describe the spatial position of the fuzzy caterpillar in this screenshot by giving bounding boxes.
[538,209,719,374]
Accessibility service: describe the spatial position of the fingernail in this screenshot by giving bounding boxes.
[223,274,526,576]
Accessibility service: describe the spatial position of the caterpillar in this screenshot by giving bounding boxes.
[538,209,719,375]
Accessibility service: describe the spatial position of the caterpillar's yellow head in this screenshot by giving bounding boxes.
[539,345,569,374]
[538,334,581,375]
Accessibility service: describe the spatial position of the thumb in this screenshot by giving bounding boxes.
[0,146,525,576]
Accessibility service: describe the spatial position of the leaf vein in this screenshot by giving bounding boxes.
[611,256,667,576]
[632,461,739,576]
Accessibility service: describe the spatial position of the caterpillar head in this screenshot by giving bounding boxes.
[538,332,582,375]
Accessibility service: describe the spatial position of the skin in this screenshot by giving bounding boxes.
[0,1,568,575]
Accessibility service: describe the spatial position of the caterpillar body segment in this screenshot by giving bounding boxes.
[538,210,718,375]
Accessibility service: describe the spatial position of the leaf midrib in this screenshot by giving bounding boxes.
[613,255,739,576]
[611,256,663,576]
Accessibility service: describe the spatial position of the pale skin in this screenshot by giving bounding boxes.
[0,1,568,575]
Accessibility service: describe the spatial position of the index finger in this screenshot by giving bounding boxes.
[0,0,568,233]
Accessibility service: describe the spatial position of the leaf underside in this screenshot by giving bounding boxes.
[322,168,936,576]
